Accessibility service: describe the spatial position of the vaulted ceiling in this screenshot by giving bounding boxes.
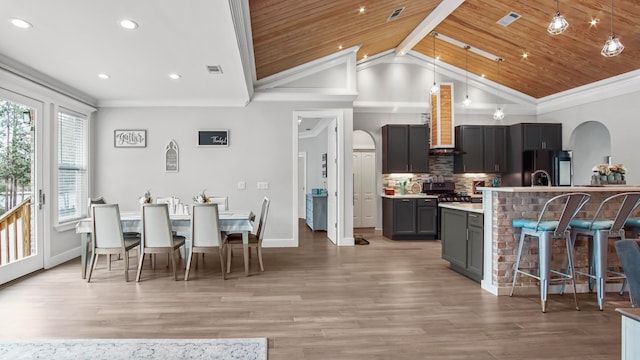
[250,0,640,99]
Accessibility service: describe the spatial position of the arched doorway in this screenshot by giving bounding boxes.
[569,121,611,185]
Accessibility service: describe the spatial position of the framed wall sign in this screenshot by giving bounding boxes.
[165,140,179,172]
[198,130,229,146]
[114,129,146,148]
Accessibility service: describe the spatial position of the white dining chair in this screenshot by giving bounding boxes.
[87,204,140,282]
[136,204,186,281]
[88,196,139,269]
[227,197,270,272]
[185,204,227,280]
[209,196,228,211]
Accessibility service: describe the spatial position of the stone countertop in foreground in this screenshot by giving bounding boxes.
[478,185,640,193]
[438,202,484,214]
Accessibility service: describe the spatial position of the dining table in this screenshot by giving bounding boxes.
[75,210,255,278]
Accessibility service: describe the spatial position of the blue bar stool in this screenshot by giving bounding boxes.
[567,192,640,310]
[510,193,591,313]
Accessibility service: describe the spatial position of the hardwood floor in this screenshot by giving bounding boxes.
[0,222,623,359]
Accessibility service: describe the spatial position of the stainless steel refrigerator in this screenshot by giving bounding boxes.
[523,150,573,186]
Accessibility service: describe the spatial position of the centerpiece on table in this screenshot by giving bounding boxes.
[592,164,626,184]
[192,190,211,204]
[138,189,153,205]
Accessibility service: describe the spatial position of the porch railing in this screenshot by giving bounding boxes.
[0,197,32,265]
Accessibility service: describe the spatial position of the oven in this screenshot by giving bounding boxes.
[422,182,472,239]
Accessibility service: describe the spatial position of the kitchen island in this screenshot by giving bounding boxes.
[439,202,484,282]
[479,186,640,296]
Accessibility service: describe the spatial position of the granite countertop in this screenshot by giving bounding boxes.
[478,185,640,193]
[438,202,484,214]
[381,193,438,199]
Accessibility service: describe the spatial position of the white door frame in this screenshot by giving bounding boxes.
[298,152,307,218]
[293,109,351,246]
[0,89,45,284]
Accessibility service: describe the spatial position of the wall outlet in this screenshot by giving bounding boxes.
[237,181,246,190]
[257,181,269,190]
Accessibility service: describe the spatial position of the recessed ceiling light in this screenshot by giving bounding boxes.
[338,45,343,50]
[590,18,600,27]
[363,54,368,59]
[521,51,529,59]
[10,18,32,29]
[98,73,110,79]
[169,73,181,80]
[481,74,486,78]
[359,6,365,14]
[119,19,138,30]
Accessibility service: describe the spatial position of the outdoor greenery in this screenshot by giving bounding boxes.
[0,99,32,212]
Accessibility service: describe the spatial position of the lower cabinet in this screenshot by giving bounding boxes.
[382,197,437,240]
[306,194,327,231]
[441,207,483,282]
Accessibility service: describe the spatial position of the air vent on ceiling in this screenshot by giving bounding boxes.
[206,65,223,75]
[496,11,522,27]
[387,7,405,22]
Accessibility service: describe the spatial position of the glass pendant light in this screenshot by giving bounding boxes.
[493,58,505,121]
[429,32,439,95]
[463,45,471,106]
[601,0,624,57]
[547,0,569,35]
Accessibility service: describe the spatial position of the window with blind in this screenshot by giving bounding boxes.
[57,110,87,223]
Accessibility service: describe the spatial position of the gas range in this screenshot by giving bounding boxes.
[422,182,472,203]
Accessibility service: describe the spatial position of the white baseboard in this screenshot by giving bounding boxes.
[262,238,297,248]
[45,247,81,269]
[341,237,355,246]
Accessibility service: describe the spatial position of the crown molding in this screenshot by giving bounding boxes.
[97,98,250,108]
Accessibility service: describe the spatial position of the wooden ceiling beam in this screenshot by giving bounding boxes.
[395,0,465,56]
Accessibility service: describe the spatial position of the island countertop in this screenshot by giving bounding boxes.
[380,194,438,199]
[438,202,483,214]
[478,185,640,193]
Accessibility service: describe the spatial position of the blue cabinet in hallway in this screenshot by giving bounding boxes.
[306,194,327,231]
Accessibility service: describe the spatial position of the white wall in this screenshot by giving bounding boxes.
[299,127,328,192]
[94,101,352,245]
[538,90,640,184]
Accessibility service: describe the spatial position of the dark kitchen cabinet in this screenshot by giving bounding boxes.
[454,125,506,173]
[382,197,437,240]
[441,207,483,282]
[484,126,507,173]
[382,125,429,173]
[522,123,562,151]
[454,125,484,173]
[503,123,562,186]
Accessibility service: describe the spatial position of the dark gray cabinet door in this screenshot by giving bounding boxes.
[484,126,507,173]
[382,125,409,173]
[393,199,416,235]
[540,124,561,150]
[416,198,437,235]
[408,125,429,173]
[466,213,484,278]
[441,208,467,268]
[454,125,484,173]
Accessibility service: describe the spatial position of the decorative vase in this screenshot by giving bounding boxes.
[600,175,608,182]
[607,174,615,182]
[614,173,622,181]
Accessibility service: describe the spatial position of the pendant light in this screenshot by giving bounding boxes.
[463,45,471,106]
[547,0,569,35]
[601,0,624,57]
[429,32,439,95]
[493,58,505,121]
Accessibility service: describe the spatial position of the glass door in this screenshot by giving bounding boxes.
[0,90,44,284]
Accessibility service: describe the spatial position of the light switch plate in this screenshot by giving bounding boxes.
[257,182,269,190]
[237,181,246,190]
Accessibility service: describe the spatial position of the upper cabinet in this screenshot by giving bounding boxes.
[430,83,454,149]
[382,125,429,173]
[454,125,506,173]
[521,123,562,150]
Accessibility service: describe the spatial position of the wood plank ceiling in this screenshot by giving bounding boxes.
[249,0,640,99]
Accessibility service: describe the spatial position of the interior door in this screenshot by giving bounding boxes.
[360,151,376,227]
[0,91,44,285]
[353,152,362,227]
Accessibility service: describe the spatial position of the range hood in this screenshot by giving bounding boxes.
[430,83,456,154]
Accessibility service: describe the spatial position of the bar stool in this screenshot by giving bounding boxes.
[567,192,640,310]
[510,192,591,313]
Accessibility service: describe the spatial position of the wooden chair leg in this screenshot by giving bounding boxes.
[171,250,178,281]
[227,247,232,273]
[87,252,97,283]
[219,248,226,280]
[184,250,193,281]
[107,254,111,271]
[124,251,130,282]
[136,252,145,282]
[257,246,264,272]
